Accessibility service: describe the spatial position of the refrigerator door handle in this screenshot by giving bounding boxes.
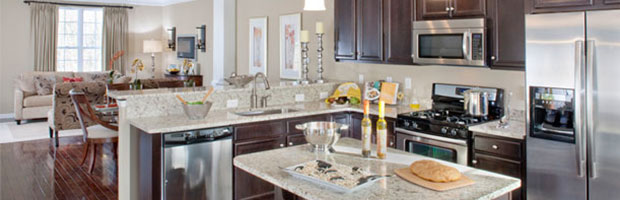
[586,40,597,179]
[574,40,586,178]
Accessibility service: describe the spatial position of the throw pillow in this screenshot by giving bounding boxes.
[113,76,133,84]
[34,75,56,95]
[14,78,37,95]
[62,77,84,83]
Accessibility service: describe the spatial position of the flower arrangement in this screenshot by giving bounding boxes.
[131,58,145,89]
[108,50,125,84]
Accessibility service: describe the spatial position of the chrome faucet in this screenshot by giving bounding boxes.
[251,72,271,109]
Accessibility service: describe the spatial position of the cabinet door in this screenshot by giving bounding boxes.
[452,0,486,17]
[335,0,357,60]
[472,153,523,200]
[417,0,451,19]
[487,0,525,70]
[384,0,414,64]
[286,134,307,146]
[331,113,351,137]
[234,137,286,200]
[357,0,384,61]
[350,114,363,140]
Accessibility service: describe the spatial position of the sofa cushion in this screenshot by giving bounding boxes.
[23,95,53,107]
[34,75,56,95]
[74,72,109,82]
[17,72,74,94]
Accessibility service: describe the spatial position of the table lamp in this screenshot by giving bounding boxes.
[143,40,163,78]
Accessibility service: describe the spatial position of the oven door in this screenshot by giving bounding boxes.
[412,28,485,67]
[396,128,469,165]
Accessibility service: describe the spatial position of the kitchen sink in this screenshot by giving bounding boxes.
[234,108,300,116]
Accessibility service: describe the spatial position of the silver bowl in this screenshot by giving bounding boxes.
[295,122,349,152]
[225,75,254,88]
[182,101,212,120]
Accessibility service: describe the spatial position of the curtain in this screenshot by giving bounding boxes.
[103,7,128,74]
[31,3,58,72]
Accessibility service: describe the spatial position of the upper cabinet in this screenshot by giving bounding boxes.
[334,0,357,60]
[526,0,620,13]
[357,0,384,61]
[417,0,485,20]
[334,0,413,64]
[384,0,414,64]
[487,0,525,70]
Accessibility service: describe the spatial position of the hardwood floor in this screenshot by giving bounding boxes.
[0,136,118,200]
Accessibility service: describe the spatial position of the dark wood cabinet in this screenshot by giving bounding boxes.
[486,0,525,70]
[335,0,357,60]
[234,137,286,200]
[349,113,397,147]
[525,0,620,13]
[472,134,525,200]
[164,74,203,87]
[331,113,351,137]
[384,0,414,64]
[350,114,363,140]
[357,0,384,61]
[417,0,485,20]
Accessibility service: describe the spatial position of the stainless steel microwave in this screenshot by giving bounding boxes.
[412,18,485,67]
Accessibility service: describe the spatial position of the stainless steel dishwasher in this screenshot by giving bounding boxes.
[163,126,233,200]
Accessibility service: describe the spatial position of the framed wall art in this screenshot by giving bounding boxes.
[249,17,268,75]
[279,13,302,80]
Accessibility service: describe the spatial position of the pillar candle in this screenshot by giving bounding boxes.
[300,30,310,43]
[316,22,324,34]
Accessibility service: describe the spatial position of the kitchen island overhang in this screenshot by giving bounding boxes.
[234,138,521,200]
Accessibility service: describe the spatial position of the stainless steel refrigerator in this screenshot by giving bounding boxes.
[526,10,620,199]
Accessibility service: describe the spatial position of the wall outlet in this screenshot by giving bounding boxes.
[226,99,238,108]
[295,94,305,102]
[405,77,412,89]
[386,76,393,82]
[358,74,364,84]
[320,92,329,99]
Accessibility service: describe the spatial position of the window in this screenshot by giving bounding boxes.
[57,7,103,72]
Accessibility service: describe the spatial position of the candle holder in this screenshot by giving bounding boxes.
[315,33,325,84]
[299,42,311,85]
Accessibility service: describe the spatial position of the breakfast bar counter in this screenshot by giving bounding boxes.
[234,138,521,200]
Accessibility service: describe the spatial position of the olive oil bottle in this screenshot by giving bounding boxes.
[376,101,387,159]
[361,100,372,158]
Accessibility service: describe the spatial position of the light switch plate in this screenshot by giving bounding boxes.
[295,94,305,102]
[405,77,412,89]
[386,76,393,82]
[358,74,364,84]
[320,92,329,99]
[227,99,238,108]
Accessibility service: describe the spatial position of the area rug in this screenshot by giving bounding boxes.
[0,121,82,144]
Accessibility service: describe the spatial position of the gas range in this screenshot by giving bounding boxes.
[397,109,491,140]
[396,83,504,141]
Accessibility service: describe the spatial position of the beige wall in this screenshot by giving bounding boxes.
[236,0,525,109]
[162,0,214,84]
[127,6,164,79]
[0,0,33,115]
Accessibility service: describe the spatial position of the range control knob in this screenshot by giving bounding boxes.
[450,129,458,136]
[411,122,418,129]
[441,127,449,135]
[403,121,411,127]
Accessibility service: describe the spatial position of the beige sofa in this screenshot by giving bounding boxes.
[13,71,112,124]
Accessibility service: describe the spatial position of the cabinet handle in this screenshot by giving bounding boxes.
[288,142,293,146]
[280,144,285,148]
[411,54,415,59]
[389,141,394,147]
[491,56,496,60]
[445,7,451,12]
[472,160,478,165]
[492,145,499,150]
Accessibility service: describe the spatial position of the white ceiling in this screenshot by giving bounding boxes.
[64,0,195,6]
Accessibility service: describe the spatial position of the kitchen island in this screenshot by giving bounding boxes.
[234,138,521,200]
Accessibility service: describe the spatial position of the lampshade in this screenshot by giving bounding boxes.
[304,0,326,11]
[143,40,163,53]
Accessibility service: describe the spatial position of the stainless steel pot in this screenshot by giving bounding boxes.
[295,122,349,152]
[463,89,489,117]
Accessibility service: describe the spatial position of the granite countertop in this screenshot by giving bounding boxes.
[234,138,521,200]
[468,120,526,140]
[130,101,419,134]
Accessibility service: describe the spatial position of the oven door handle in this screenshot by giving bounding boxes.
[396,128,468,146]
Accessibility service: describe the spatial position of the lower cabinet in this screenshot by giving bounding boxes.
[350,113,397,148]
[472,134,525,200]
[233,136,286,200]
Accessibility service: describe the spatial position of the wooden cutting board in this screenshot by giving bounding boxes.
[394,168,475,191]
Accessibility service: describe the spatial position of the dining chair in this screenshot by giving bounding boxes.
[70,89,119,174]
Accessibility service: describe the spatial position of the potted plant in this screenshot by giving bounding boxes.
[131,59,145,90]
